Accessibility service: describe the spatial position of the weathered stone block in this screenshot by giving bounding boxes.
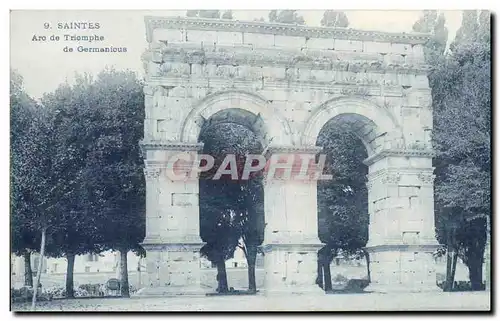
[190,63,204,76]
[335,39,363,52]
[306,37,334,50]
[262,66,286,80]
[363,41,391,53]
[274,35,306,48]
[411,74,430,88]
[391,43,412,55]
[216,31,243,44]
[185,30,217,45]
[309,69,332,82]
[385,53,406,65]
[412,44,425,58]
[243,32,274,47]
[152,29,183,43]
[172,193,199,206]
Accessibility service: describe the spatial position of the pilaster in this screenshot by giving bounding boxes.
[138,140,206,296]
[363,148,440,292]
[261,145,324,295]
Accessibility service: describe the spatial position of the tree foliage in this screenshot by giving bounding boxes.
[320,10,349,27]
[11,69,146,299]
[11,70,40,258]
[315,123,368,290]
[430,10,491,290]
[268,10,305,25]
[317,125,369,255]
[186,10,233,19]
[412,10,448,65]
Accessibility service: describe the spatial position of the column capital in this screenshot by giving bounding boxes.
[144,167,162,180]
[265,145,323,155]
[363,148,435,166]
[366,168,402,185]
[417,172,436,185]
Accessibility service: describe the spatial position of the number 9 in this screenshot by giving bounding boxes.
[44,22,50,29]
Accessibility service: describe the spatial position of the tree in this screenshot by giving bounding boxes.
[199,122,264,293]
[15,96,75,310]
[10,70,40,287]
[186,10,223,19]
[412,10,448,65]
[431,10,491,291]
[268,10,305,25]
[40,75,109,298]
[316,125,369,290]
[234,178,264,293]
[221,10,233,20]
[34,69,146,299]
[320,10,349,27]
[78,69,146,298]
[452,10,480,49]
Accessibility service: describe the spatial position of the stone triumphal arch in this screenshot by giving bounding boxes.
[139,16,439,295]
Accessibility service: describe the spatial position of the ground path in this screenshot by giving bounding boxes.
[13,291,490,312]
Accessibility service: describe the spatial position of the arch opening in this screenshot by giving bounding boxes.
[197,108,266,293]
[314,114,371,291]
[302,97,403,157]
[181,90,293,146]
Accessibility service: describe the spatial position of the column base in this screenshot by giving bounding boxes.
[261,242,324,295]
[364,244,441,293]
[140,241,205,297]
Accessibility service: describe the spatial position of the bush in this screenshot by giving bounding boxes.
[437,280,486,291]
[11,286,53,303]
[78,283,104,296]
[345,279,370,292]
[43,286,65,299]
[332,274,349,284]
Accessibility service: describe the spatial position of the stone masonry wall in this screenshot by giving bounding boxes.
[142,17,433,153]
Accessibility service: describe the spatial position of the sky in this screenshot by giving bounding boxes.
[10,10,463,99]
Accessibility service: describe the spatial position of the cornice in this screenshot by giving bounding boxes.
[145,16,431,45]
[145,44,430,74]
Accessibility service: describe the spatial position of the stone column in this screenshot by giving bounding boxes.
[363,149,440,293]
[261,146,324,295]
[137,141,205,296]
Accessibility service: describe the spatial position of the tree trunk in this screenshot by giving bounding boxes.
[323,262,332,292]
[316,260,324,289]
[137,259,142,289]
[248,263,256,293]
[468,260,483,291]
[65,253,75,298]
[246,244,257,293]
[215,259,228,293]
[364,250,371,283]
[31,228,46,311]
[444,228,455,292]
[120,249,130,298]
[23,252,33,287]
[450,251,458,290]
